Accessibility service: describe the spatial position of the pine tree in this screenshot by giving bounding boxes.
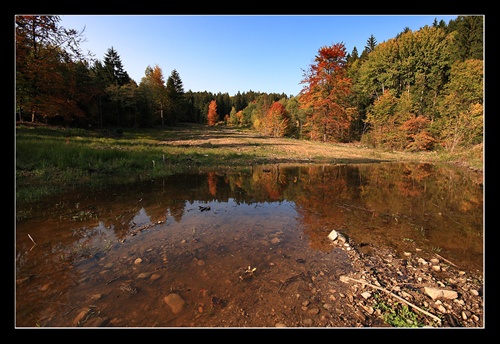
[360,34,378,59]
[103,47,131,86]
[165,69,186,125]
[448,15,483,62]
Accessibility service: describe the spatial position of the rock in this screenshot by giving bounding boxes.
[424,287,458,300]
[73,309,89,326]
[150,273,161,281]
[84,316,109,327]
[164,293,186,314]
[327,230,338,241]
[303,318,314,326]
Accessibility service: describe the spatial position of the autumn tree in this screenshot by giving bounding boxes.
[358,26,452,120]
[436,59,483,151]
[227,106,239,126]
[15,15,88,124]
[207,100,218,126]
[356,25,459,150]
[284,96,307,139]
[299,42,356,142]
[261,101,290,137]
[364,89,398,147]
[250,94,275,133]
[138,64,167,125]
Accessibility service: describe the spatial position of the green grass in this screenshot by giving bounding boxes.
[372,294,427,328]
[15,124,253,205]
[15,123,483,206]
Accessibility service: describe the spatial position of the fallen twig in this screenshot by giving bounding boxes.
[28,233,36,245]
[278,272,305,294]
[106,276,122,285]
[434,253,459,268]
[340,275,442,325]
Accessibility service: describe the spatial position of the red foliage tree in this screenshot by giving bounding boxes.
[299,43,355,142]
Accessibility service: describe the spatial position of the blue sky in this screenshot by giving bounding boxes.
[59,14,458,97]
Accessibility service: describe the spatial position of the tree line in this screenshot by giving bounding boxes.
[15,15,483,152]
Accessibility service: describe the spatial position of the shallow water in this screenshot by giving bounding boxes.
[15,162,483,327]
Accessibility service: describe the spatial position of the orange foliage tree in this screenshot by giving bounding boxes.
[299,42,356,142]
[262,101,290,137]
[207,100,218,126]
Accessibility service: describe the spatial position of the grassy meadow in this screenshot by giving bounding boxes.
[15,123,483,205]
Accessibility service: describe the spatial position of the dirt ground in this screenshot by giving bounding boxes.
[59,225,484,328]
[164,125,402,164]
[161,124,482,174]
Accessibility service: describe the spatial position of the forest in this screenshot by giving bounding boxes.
[15,15,483,152]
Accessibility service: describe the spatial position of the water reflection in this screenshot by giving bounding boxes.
[15,162,483,327]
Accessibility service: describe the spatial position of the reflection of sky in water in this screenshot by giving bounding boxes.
[71,221,120,257]
[162,199,299,227]
[130,208,151,227]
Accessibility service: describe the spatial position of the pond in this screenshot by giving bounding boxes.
[15,162,483,327]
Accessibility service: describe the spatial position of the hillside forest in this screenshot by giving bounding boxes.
[15,15,483,152]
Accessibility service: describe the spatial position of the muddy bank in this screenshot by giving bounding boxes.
[17,223,483,328]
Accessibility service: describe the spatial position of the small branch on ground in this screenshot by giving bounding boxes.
[340,275,442,325]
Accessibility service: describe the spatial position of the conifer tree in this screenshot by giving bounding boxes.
[103,47,131,86]
[165,69,186,125]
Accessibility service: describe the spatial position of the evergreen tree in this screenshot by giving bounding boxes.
[103,47,131,86]
[360,34,377,59]
[165,69,186,125]
[350,47,359,60]
[231,91,247,112]
[447,16,483,62]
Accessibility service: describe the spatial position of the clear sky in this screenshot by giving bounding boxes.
[59,14,458,97]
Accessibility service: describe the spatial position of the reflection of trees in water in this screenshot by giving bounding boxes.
[290,165,360,251]
[112,163,481,256]
[207,171,218,196]
[357,163,482,228]
[250,165,288,201]
[18,162,482,279]
[133,162,482,227]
